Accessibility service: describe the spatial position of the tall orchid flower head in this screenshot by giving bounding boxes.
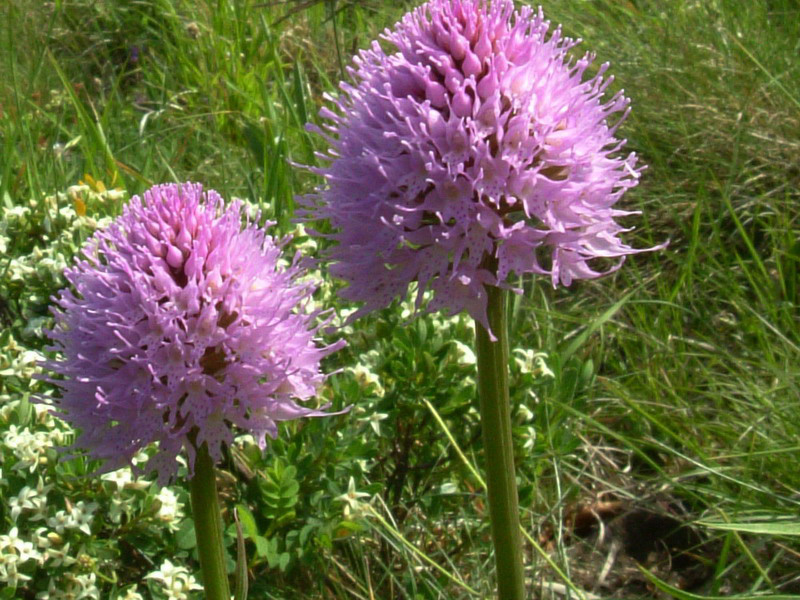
[41,183,344,485]
[304,0,664,331]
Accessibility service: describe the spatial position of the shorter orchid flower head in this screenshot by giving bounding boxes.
[41,182,345,485]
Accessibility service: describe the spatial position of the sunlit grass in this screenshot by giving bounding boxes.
[1,0,798,597]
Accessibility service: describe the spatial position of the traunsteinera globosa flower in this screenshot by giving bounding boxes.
[42,183,344,485]
[304,0,664,331]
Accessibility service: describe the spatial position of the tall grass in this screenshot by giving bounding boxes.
[1,0,798,597]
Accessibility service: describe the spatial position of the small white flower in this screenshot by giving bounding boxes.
[359,411,389,436]
[0,560,32,587]
[360,349,381,368]
[451,340,476,366]
[108,496,127,524]
[335,477,371,517]
[102,468,132,491]
[31,528,53,562]
[44,542,76,568]
[234,433,256,447]
[0,347,45,379]
[146,560,202,600]
[67,184,90,198]
[3,205,31,221]
[46,510,70,534]
[439,482,459,495]
[513,349,555,378]
[348,363,385,398]
[103,188,127,201]
[9,477,51,522]
[522,426,537,451]
[118,585,145,600]
[155,487,185,531]
[130,450,150,467]
[0,526,42,565]
[36,572,98,599]
[66,501,98,535]
[22,316,50,339]
[333,307,358,334]
[290,223,318,253]
[517,403,535,423]
[3,425,53,472]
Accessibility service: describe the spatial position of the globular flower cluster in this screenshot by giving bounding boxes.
[305,0,662,329]
[43,183,344,485]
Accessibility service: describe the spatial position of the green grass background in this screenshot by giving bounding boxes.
[1,0,798,598]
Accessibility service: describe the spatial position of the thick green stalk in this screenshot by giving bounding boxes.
[475,284,525,600]
[189,443,231,600]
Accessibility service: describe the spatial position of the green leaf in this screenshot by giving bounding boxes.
[254,535,269,559]
[0,586,17,599]
[235,504,259,541]
[260,490,283,504]
[282,480,299,497]
[242,121,265,169]
[336,520,363,533]
[265,537,279,569]
[274,510,296,528]
[233,507,249,600]
[175,519,197,550]
[560,289,637,363]
[14,393,32,426]
[640,566,800,600]
[698,518,800,536]
[298,523,316,547]
[278,551,290,572]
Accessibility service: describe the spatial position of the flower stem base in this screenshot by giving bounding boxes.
[475,285,525,600]
[189,442,231,600]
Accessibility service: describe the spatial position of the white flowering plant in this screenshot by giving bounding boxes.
[0,186,204,598]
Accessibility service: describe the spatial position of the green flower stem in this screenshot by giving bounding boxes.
[475,284,525,600]
[189,442,231,600]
